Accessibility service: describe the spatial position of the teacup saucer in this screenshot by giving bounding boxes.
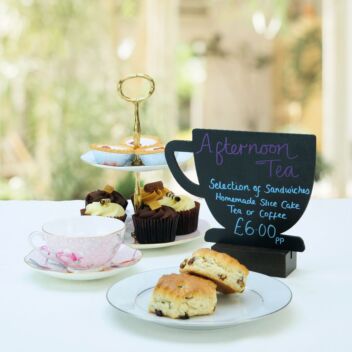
[24,244,142,281]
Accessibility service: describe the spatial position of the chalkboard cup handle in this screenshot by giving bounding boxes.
[165,140,203,197]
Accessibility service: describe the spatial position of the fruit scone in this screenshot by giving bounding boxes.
[180,248,249,294]
[149,273,217,319]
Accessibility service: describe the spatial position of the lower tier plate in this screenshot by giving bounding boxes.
[106,266,292,330]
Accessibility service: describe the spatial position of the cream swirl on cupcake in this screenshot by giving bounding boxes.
[85,199,125,218]
[159,193,195,212]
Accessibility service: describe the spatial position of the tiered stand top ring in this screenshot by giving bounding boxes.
[117,73,155,103]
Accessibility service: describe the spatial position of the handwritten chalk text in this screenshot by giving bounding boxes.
[196,133,298,166]
[209,178,251,192]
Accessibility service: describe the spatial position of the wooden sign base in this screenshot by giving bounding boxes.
[212,243,297,278]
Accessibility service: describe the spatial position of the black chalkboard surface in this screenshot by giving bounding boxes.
[166,129,316,252]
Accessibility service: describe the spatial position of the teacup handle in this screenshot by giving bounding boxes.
[165,140,203,197]
[28,231,46,250]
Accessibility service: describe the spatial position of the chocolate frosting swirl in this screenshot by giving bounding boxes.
[85,190,128,209]
[134,205,177,220]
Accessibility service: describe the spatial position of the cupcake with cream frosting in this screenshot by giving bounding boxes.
[85,185,128,209]
[81,185,127,222]
[159,193,200,235]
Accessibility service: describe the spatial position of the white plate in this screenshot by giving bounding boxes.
[24,244,142,281]
[80,151,192,172]
[106,267,292,330]
[123,218,208,249]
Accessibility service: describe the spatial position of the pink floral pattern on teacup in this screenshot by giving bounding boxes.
[37,237,121,270]
[56,250,84,268]
[30,217,124,270]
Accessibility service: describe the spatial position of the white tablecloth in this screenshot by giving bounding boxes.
[1,199,351,352]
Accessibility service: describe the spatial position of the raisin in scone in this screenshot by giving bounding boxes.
[149,273,217,319]
[179,248,249,294]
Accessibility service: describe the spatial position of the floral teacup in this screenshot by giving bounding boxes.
[29,216,125,271]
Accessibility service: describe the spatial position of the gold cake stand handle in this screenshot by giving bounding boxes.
[117,73,155,103]
[117,74,155,211]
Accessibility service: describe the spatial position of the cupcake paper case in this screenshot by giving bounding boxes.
[159,195,200,235]
[175,201,200,235]
[132,206,179,244]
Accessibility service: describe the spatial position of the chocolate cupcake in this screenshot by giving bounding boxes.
[159,193,200,235]
[81,185,127,222]
[85,185,128,209]
[132,206,179,244]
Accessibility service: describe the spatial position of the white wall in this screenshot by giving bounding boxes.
[322,0,351,197]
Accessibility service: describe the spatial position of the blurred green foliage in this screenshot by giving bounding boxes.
[0,0,142,200]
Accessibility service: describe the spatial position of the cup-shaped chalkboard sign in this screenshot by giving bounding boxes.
[165,129,316,252]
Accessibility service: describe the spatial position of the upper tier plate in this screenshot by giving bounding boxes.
[80,151,193,172]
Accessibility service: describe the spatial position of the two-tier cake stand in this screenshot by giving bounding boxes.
[80,74,206,249]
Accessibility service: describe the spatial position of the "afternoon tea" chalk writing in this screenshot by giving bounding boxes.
[196,132,299,177]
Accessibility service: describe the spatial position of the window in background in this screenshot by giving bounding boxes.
[1,0,345,200]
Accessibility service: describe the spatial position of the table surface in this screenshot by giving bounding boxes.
[1,199,351,352]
